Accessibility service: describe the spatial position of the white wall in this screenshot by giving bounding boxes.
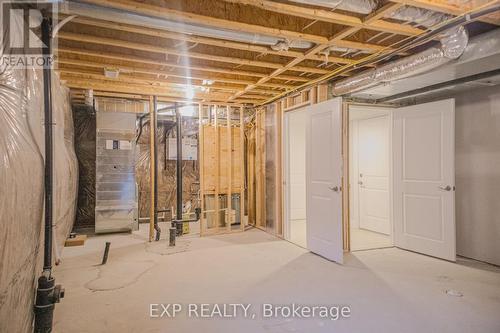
[287,110,307,220]
[454,86,500,266]
[415,85,500,266]
[349,120,359,228]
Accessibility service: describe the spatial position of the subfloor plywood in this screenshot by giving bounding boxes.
[54,225,500,333]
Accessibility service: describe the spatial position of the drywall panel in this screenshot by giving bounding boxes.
[413,85,500,265]
[454,86,500,266]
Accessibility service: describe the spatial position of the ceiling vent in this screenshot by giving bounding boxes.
[104,68,120,79]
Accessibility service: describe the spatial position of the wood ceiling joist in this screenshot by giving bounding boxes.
[77,0,327,44]
[58,69,257,94]
[224,0,424,36]
[228,2,406,101]
[64,78,235,101]
[57,47,310,84]
[75,0,400,54]
[57,58,253,86]
[71,90,146,100]
[58,32,338,74]
[66,16,352,64]
[71,89,248,105]
[392,0,500,25]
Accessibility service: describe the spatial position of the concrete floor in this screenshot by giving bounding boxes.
[350,227,392,251]
[54,223,500,333]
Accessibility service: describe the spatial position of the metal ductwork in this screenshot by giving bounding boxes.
[332,26,469,95]
[288,0,469,96]
[288,0,451,27]
[287,0,377,14]
[63,1,313,49]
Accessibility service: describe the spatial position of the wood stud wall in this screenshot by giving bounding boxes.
[199,104,246,236]
[63,0,496,238]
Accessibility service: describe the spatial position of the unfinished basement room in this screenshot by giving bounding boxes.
[1,0,500,332]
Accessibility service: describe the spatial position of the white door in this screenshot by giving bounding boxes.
[393,99,456,261]
[358,116,390,235]
[306,98,343,263]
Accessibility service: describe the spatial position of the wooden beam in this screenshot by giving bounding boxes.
[238,106,245,232]
[75,0,402,50]
[63,78,236,101]
[77,0,330,44]
[60,69,237,92]
[228,2,406,100]
[226,106,232,232]
[199,104,206,235]
[57,47,313,83]
[391,0,471,15]
[57,58,255,87]
[66,16,375,62]
[391,0,500,25]
[149,96,156,242]
[58,68,278,96]
[59,32,338,72]
[71,90,146,99]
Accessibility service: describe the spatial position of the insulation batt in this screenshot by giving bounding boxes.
[136,117,200,218]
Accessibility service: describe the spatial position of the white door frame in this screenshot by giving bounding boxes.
[283,106,308,244]
[346,104,396,249]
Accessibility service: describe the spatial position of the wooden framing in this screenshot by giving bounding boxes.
[60,0,492,105]
[254,108,266,230]
[198,104,206,236]
[148,96,156,242]
[199,104,246,235]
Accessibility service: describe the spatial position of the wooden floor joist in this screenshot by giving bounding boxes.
[58,0,493,104]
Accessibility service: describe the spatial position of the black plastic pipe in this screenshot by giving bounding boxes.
[42,15,53,273]
[175,103,183,236]
[101,242,111,265]
[153,96,161,241]
[34,15,64,333]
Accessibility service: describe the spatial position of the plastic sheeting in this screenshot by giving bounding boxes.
[0,17,77,333]
[135,117,200,219]
[265,105,277,234]
[73,105,97,231]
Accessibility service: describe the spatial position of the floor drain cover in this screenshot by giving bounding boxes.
[446,289,463,297]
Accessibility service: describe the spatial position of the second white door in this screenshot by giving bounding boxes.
[358,115,390,235]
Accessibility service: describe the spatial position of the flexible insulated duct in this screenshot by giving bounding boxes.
[288,0,469,95]
[332,26,469,95]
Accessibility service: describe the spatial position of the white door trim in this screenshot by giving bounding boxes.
[347,105,395,248]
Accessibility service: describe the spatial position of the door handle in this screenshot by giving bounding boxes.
[438,185,452,191]
[358,181,363,185]
[328,186,340,192]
